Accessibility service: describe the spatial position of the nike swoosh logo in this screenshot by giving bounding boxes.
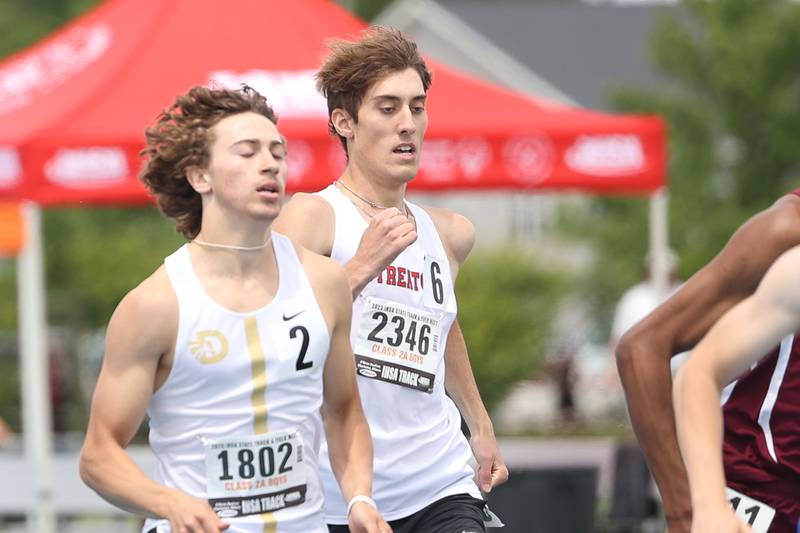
[282,310,305,321]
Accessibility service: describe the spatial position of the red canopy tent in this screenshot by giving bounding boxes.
[0,0,665,205]
[0,0,666,529]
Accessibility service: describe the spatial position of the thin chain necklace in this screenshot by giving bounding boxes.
[192,235,272,252]
[335,179,411,217]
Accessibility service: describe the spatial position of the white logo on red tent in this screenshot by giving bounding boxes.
[44,148,128,187]
[502,135,554,185]
[420,137,491,183]
[420,139,457,182]
[209,70,327,119]
[565,134,645,176]
[456,137,491,181]
[0,147,21,187]
[0,24,112,115]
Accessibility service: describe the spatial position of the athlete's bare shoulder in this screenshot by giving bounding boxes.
[756,243,800,309]
[757,192,800,244]
[115,267,175,324]
[702,191,800,288]
[281,191,333,212]
[273,192,335,256]
[106,266,178,363]
[293,241,345,281]
[421,205,475,266]
[620,191,800,354]
[680,191,800,292]
[291,241,351,319]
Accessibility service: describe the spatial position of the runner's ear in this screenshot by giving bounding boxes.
[331,108,354,139]
[186,165,211,194]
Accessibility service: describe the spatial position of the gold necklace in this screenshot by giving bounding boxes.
[335,179,411,218]
[192,235,272,251]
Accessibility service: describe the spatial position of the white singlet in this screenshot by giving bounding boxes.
[143,233,330,533]
[316,184,481,523]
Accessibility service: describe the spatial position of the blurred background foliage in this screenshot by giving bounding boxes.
[558,0,800,333]
[457,250,565,411]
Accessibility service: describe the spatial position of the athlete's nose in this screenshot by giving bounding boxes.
[397,106,417,137]
[260,152,280,176]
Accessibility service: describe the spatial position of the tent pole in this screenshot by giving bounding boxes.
[648,187,670,298]
[17,202,56,533]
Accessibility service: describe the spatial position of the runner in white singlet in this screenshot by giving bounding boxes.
[275,28,508,533]
[79,86,390,533]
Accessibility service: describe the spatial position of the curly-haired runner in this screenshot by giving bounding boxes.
[79,85,390,533]
[275,27,508,533]
[139,86,277,240]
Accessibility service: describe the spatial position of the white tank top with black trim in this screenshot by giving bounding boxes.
[143,232,330,533]
[315,184,481,523]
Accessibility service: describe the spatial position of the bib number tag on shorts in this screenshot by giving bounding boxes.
[354,297,443,393]
[726,487,775,533]
[204,428,307,518]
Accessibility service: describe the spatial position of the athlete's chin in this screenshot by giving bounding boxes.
[387,165,419,184]
[251,205,281,222]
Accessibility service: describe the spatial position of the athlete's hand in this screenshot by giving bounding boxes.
[163,489,230,532]
[690,505,752,533]
[348,502,393,533]
[470,433,509,493]
[354,207,416,278]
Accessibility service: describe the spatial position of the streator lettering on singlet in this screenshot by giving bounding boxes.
[316,185,482,523]
[375,265,423,291]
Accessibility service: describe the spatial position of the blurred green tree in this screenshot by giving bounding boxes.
[559,0,800,335]
[350,0,394,21]
[456,249,564,411]
[0,0,100,57]
[44,208,184,328]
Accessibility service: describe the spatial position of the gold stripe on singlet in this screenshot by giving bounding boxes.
[244,317,277,533]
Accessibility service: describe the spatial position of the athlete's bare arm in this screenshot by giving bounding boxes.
[674,245,800,533]
[303,248,390,533]
[276,192,415,299]
[274,193,335,257]
[616,193,800,530]
[80,270,229,533]
[426,206,509,492]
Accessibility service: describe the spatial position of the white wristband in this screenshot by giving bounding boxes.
[346,495,377,516]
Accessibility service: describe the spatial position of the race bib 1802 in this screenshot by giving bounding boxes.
[354,297,444,393]
[203,428,307,518]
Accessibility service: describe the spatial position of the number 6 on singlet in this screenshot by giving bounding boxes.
[423,255,448,309]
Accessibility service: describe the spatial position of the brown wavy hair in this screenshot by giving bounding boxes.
[316,26,432,155]
[139,85,277,239]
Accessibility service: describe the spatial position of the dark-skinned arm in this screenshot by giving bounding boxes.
[616,193,800,532]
